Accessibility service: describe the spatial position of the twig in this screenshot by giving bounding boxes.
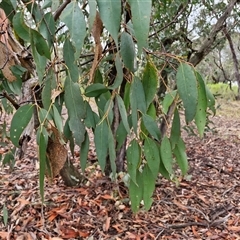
[166,221,208,229]
[1,91,19,109]
[53,0,71,21]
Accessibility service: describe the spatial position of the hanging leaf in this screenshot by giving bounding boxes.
[162,90,177,114]
[60,1,86,59]
[10,104,33,147]
[52,104,63,133]
[30,37,47,82]
[142,114,161,141]
[64,77,86,147]
[108,129,116,176]
[80,132,89,172]
[12,12,30,42]
[142,60,158,108]
[116,120,128,150]
[205,85,216,115]
[38,127,48,202]
[63,39,79,83]
[94,120,109,171]
[176,63,198,123]
[85,83,108,97]
[170,109,180,149]
[120,32,135,72]
[144,137,160,179]
[129,170,143,213]
[88,0,97,33]
[142,165,155,211]
[31,30,51,59]
[130,77,147,132]
[126,139,141,185]
[97,0,121,47]
[108,53,123,89]
[173,138,188,175]
[116,95,130,133]
[39,12,55,47]
[160,136,173,175]
[195,71,207,138]
[128,0,152,54]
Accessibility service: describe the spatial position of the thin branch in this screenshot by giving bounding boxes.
[53,0,71,21]
[1,91,19,109]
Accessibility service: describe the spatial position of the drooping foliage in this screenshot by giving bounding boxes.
[0,0,238,212]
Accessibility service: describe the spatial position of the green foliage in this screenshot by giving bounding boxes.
[0,0,220,213]
[10,104,33,147]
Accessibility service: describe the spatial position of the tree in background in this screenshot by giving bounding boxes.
[0,0,238,212]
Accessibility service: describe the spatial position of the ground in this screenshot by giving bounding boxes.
[0,100,240,240]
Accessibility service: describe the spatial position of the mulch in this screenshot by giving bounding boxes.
[0,114,240,240]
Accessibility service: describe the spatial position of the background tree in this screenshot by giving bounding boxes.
[0,0,239,212]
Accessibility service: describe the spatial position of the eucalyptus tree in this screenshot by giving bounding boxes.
[0,0,238,212]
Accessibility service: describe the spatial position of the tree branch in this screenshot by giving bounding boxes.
[189,0,239,66]
[53,0,71,21]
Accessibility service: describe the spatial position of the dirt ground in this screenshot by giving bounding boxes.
[0,100,240,240]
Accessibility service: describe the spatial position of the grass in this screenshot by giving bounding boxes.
[207,82,238,101]
[207,83,240,118]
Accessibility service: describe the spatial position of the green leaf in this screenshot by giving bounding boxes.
[63,39,79,83]
[97,0,121,47]
[3,204,8,225]
[142,165,155,210]
[176,63,198,123]
[60,1,86,59]
[195,71,207,138]
[173,138,188,175]
[144,138,160,179]
[160,136,173,175]
[128,0,152,54]
[52,104,63,133]
[94,68,103,83]
[80,132,89,172]
[120,32,135,72]
[10,104,33,147]
[126,139,141,184]
[12,12,30,42]
[31,30,51,59]
[108,129,116,176]
[142,114,161,141]
[123,81,131,110]
[129,170,143,213]
[85,83,108,97]
[88,0,97,33]
[64,77,86,147]
[130,77,147,132]
[94,120,109,171]
[170,109,181,149]
[39,12,55,47]
[108,52,123,89]
[162,90,177,114]
[142,60,158,108]
[38,127,48,202]
[85,101,99,128]
[116,120,128,150]
[205,85,216,115]
[42,69,57,109]
[31,38,47,82]
[116,95,130,133]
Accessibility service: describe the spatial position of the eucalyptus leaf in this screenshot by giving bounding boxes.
[10,104,33,147]
[176,63,198,123]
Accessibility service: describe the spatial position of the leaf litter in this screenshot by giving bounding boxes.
[0,106,240,239]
